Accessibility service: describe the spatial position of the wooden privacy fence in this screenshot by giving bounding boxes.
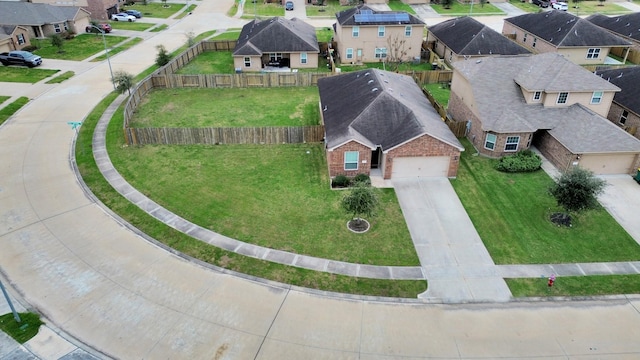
[124,126,325,146]
[151,72,332,88]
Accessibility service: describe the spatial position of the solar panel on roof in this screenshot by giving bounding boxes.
[354,13,410,23]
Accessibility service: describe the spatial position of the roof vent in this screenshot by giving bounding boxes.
[372,87,378,92]
[323,105,328,111]
[365,72,370,76]
[475,59,482,64]
[368,79,374,84]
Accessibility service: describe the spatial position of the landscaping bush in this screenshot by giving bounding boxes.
[494,149,542,173]
[331,174,350,188]
[21,45,38,52]
[353,173,371,185]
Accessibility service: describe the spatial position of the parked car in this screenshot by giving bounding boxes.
[285,1,294,10]
[552,1,568,10]
[532,0,550,7]
[124,9,143,18]
[111,13,137,22]
[86,23,112,33]
[0,50,42,67]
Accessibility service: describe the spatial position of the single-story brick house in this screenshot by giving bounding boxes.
[318,69,464,180]
[233,17,320,72]
[448,53,640,175]
[595,66,640,141]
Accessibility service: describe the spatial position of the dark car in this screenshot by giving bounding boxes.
[86,23,112,33]
[532,0,550,7]
[285,1,294,10]
[124,9,143,18]
[0,50,42,67]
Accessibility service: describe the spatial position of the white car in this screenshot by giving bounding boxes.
[111,13,137,22]
[552,2,568,10]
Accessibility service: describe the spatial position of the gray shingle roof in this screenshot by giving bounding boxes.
[428,16,530,56]
[505,11,631,47]
[318,69,463,152]
[453,53,640,154]
[335,4,424,26]
[233,17,319,56]
[596,66,640,116]
[0,2,82,26]
[587,13,640,42]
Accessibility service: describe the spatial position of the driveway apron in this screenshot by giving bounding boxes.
[393,177,512,302]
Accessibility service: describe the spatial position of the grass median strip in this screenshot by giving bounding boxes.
[45,71,74,84]
[92,37,143,62]
[0,67,59,83]
[506,275,640,297]
[0,97,29,125]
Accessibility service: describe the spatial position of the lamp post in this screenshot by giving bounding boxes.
[0,280,20,323]
[89,24,115,90]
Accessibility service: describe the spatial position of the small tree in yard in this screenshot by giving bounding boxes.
[50,34,64,53]
[341,181,379,232]
[113,70,134,95]
[155,45,171,67]
[386,35,411,72]
[549,167,606,213]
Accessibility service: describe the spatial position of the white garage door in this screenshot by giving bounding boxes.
[391,156,450,178]
[578,154,636,175]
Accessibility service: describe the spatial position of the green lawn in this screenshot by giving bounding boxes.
[423,83,451,106]
[73,92,427,297]
[338,61,433,72]
[306,0,351,17]
[316,27,333,43]
[92,37,143,61]
[175,51,235,74]
[0,97,29,125]
[33,34,128,61]
[0,66,59,83]
[451,139,640,264]
[150,24,169,32]
[431,2,505,15]
[130,87,320,127]
[508,0,544,12]
[565,0,632,14]
[388,0,416,14]
[507,275,640,297]
[120,3,186,18]
[0,313,43,344]
[108,21,154,31]
[0,96,9,104]
[45,71,74,84]
[210,30,241,40]
[242,2,286,18]
[175,4,197,19]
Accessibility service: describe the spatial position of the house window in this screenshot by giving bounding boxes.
[523,33,527,43]
[244,57,251,67]
[346,48,353,59]
[352,26,359,38]
[587,48,601,59]
[54,24,62,33]
[532,38,537,48]
[505,136,520,152]
[375,48,387,59]
[405,26,411,37]
[620,110,629,125]
[300,52,307,64]
[16,33,25,45]
[269,53,283,62]
[591,91,603,104]
[378,26,385,37]
[344,151,359,170]
[484,133,497,150]
[557,92,568,104]
[533,91,541,101]
[63,22,68,31]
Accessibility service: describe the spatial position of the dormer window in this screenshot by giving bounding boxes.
[556,92,568,104]
[590,91,603,104]
[533,91,541,101]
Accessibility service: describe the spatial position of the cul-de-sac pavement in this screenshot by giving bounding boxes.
[2,0,640,358]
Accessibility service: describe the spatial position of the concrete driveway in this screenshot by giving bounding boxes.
[393,177,512,303]
[598,175,640,245]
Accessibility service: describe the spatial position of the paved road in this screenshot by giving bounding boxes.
[2,1,640,359]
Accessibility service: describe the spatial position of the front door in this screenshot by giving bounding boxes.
[371,147,381,169]
[356,49,363,63]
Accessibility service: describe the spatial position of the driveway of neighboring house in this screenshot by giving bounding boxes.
[392,177,512,303]
[284,0,307,19]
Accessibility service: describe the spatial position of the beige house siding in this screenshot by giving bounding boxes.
[608,103,640,140]
[327,141,373,178]
[233,52,318,72]
[336,22,424,64]
[558,47,611,66]
[233,55,262,72]
[536,90,615,117]
[384,134,461,179]
[0,26,31,52]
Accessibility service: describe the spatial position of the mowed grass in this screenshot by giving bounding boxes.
[0,313,43,344]
[92,37,143,61]
[45,70,74,84]
[121,3,186,18]
[108,21,154,31]
[175,51,235,74]
[507,275,640,297]
[566,0,632,14]
[451,139,640,264]
[423,83,451,107]
[306,0,351,17]
[130,87,320,127]
[0,97,29,125]
[431,2,505,15]
[0,66,59,83]
[33,34,128,60]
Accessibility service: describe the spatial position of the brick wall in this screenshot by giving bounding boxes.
[384,134,461,179]
[327,141,372,178]
[607,103,640,140]
[536,131,574,172]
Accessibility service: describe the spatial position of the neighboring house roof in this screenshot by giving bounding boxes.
[233,17,319,56]
[335,4,424,26]
[595,66,640,116]
[586,13,640,43]
[0,2,87,26]
[504,11,631,47]
[318,69,463,152]
[453,53,640,154]
[429,16,530,56]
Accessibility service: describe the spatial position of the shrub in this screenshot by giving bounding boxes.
[353,173,371,185]
[21,45,38,52]
[331,175,350,188]
[495,150,542,173]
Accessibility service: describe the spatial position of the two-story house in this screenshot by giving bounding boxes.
[447,53,640,175]
[596,66,640,141]
[587,13,640,64]
[333,5,425,65]
[502,11,631,65]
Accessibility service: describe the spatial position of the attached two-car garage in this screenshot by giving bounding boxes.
[391,156,452,178]
[577,153,639,175]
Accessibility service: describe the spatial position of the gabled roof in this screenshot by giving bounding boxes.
[586,13,640,43]
[233,17,319,56]
[504,11,631,47]
[453,53,640,154]
[318,69,463,152]
[0,2,86,26]
[596,66,640,116]
[428,16,530,56]
[335,4,424,26]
